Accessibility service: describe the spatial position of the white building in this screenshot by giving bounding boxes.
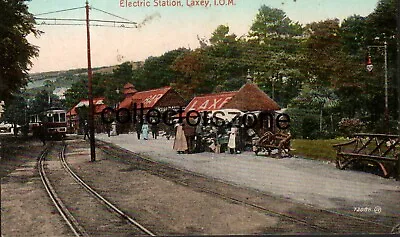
[53,87,68,100]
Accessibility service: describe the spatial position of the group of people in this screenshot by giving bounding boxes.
[173,119,247,155]
[173,121,195,154]
[135,122,159,140]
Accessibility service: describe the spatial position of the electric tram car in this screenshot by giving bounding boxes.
[29,108,67,139]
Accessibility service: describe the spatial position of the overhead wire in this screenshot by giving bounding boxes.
[34,17,137,25]
[33,5,137,28]
[36,22,136,28]
[91,7,137,25]
[34,6,86,16]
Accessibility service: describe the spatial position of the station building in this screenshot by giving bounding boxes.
[67,97,108,134]
[117,83,186,133]
[183,82,282,135]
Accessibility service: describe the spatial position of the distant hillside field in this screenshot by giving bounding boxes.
[25,62,143,101]
[27,62,143,89]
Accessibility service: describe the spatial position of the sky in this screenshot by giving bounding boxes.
[27,0,380,73]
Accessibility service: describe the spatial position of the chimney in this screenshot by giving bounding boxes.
[246,69,253,83]
[123,83,137,97]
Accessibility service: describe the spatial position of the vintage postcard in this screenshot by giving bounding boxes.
[1,0,399,236]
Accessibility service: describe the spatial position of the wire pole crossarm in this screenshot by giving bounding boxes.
[32,1,137,162]
[34,17,137,26]
[35,6,86,16]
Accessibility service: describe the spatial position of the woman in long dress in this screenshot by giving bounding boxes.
[141,122,149,140]
[173,123,188,153]
[228,125,238,154]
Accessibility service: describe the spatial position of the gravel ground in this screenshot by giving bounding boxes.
[1,137,71,237]
[65,140,293,235]
[1,133,399,235]
[96,133,400,223]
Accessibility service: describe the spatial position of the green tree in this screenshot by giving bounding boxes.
[138,48,188,90]
[171,49,211,100]
[64,72,111,109]
[0,0,41,102]
[29,89,62,114]
[366,0,398,129]
[339,15,369,56]
[249,5,302,43]
[334,0,398,132]
[209,25,237,46]
[245,6,306,106]
[291,84,338,131]
[1,94,27,135]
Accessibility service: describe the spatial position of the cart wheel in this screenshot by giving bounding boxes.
[335,159,344,169]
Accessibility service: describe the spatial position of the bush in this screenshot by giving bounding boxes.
[302,116,319,139]
[338,118,364,137]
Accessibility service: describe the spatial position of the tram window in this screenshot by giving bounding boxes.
[54,113,60,122]
[60,113,66,122]
[46,114,53,122]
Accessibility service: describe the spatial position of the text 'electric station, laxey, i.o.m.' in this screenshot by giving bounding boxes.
[119,0,236,8]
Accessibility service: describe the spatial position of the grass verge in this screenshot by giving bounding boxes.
[291,138,349,161]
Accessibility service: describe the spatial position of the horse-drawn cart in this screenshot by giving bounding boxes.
[333,133,400,178]
[253,131,292,158]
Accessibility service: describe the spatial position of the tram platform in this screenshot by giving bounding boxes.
[95,132,400,214]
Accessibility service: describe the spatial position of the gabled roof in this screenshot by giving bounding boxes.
[183,82,280,113]
[68,97,107,116]
[223,83,280,111]
[119,86,173,109]
[124,83,134,89]
[184,91,237,112]
[123,82,137,95]
[75,97,105,108]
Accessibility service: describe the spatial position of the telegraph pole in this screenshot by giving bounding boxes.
[396,0,400,181]
[33,0,137,162]
[383,40,389,129]
[368,40,389,131]
[86,0,96,162]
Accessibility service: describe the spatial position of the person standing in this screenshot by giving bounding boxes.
[228,125,238,154]
[173,123,187,154]
[141,121,149,140]
[106,124,111,137]
[135,122,142,140]
[164,125,174,140]
[151,124,159,139]
[183,119,196,153]
[195,123,203,153]
[83,120,89,140]
[38,123,47,146]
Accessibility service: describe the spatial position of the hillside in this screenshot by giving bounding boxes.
[26,61,143,91]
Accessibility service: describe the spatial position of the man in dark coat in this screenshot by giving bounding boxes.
[83,120,89,140]
[38,123,47,145]
[135,122,142,140]
[151,124,159,139]
[183,119,196,153]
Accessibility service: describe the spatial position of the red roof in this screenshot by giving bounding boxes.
[68,97,107,116]
[123,83,137,95]
[183,82,280,114]
[124,83,134,89]
[184,91,237,112]
[119,86,172,109]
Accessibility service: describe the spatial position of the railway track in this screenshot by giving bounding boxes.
[38,141,155,236]
[96,139,395,234]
